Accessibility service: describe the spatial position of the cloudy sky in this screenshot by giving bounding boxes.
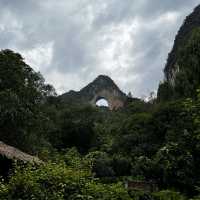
[0,0,200,97]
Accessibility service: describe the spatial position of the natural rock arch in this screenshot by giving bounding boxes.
[60,75,127,110]
[90,88,125,110]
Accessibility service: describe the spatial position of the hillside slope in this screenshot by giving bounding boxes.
[158,4,200,100]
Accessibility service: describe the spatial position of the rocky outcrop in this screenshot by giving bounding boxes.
[59,75,127,110]
[157,4,200,101]
[164,4,200,84]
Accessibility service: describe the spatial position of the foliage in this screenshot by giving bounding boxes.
[0,156,131,200]
[0,49,55,153]
[1,49,200,199]
[159,28,200,100]
[153,143,194,190]
[152,190,186,200]
[175,28,200,98]
[157,81,173,102]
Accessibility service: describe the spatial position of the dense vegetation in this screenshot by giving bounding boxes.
[1,28,200,199]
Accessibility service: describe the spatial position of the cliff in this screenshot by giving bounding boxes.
[164,4,200,84]
[158,4,200,101]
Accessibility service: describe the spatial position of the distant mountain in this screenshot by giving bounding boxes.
[59,75,127,110]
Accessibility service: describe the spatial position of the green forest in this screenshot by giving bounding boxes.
[1,22,200,200]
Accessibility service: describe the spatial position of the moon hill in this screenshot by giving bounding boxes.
[59,75,130,110]
[60,4,200,109]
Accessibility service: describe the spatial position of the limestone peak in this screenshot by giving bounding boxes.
[59,75,127,110]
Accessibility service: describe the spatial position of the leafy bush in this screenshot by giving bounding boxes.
[0,160,131,200]
[153,190,186,200]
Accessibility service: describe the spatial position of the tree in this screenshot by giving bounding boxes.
[49,105,98,153]
[157,81,173,102]
[0,157,132,200]
[127,92,133,98]
[0,49,55,152]
[154,143,195,192]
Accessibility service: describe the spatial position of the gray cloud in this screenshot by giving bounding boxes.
[0,0,199,97]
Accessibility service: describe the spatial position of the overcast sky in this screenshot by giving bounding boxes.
[0,0,200,97]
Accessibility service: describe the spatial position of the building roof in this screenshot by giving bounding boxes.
[0,141,42,164]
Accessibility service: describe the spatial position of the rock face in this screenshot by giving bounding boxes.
[60,75,127,110]
[164,4,200,84]
[157,4,200,101]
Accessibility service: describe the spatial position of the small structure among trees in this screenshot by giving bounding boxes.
[0,141,42,164]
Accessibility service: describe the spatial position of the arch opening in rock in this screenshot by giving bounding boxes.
[59,75,128,110]
[96,97,109,108]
